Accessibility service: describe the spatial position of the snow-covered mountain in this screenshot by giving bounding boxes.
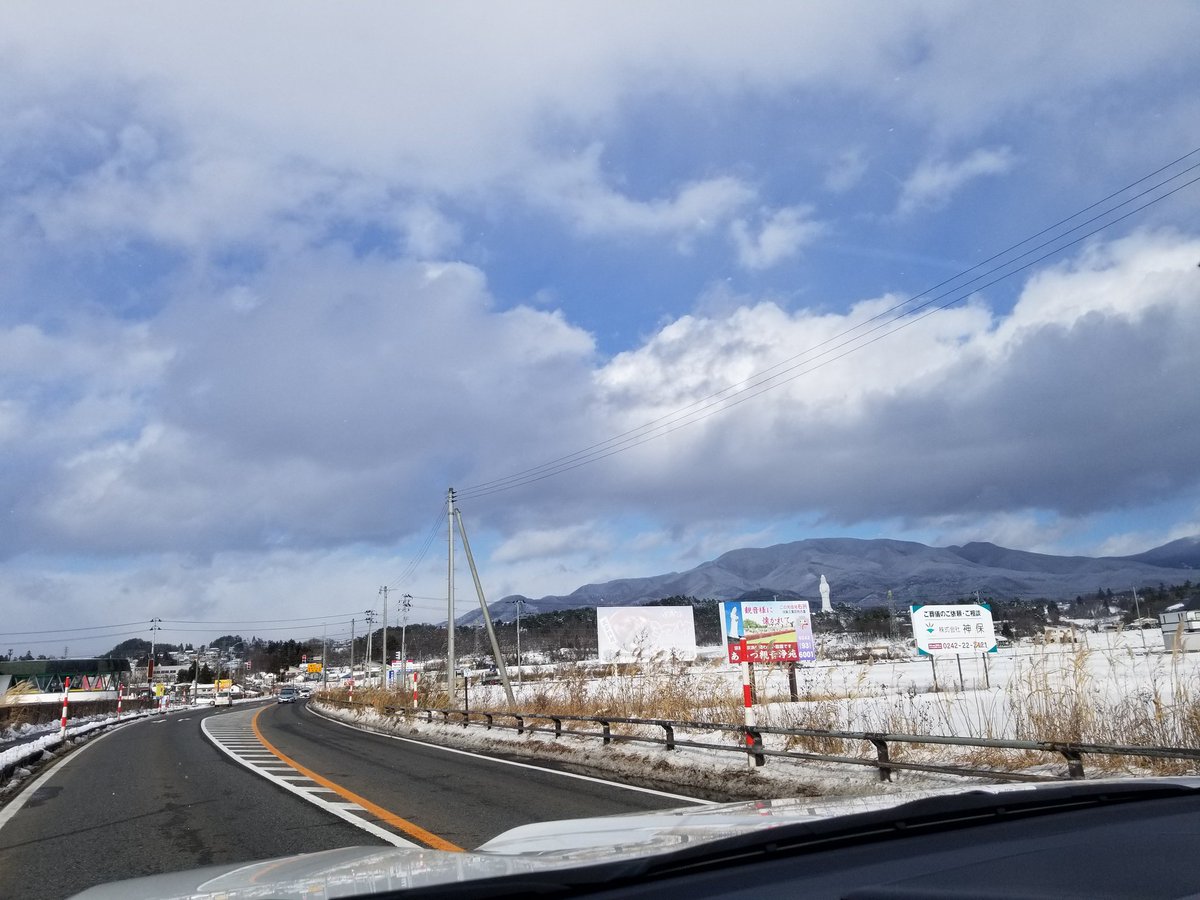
[458,536,1200,623]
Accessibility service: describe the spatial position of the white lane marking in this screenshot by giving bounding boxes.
[0,718,135,834]
[200,712,418,849]
[306,703,714,806]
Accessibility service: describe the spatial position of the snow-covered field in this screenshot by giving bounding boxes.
[322,628,1200,797]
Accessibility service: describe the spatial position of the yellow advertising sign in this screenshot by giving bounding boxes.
[153,683,165,697]
[306,663,322,673]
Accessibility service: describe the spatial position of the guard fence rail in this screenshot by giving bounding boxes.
[317,696,1200,783]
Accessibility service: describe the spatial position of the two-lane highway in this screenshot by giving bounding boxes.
[254,700,701,849]
[0,700,703,899]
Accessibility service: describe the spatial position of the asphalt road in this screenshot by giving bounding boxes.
[256,700,696,849]
[0,701,701,899]
[0,703,381,900]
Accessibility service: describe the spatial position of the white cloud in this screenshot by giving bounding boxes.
[589,230,1200,526]
[896,147,1016,216]
[1096,522,1200,558]
[396,203,462,259]
[491,524,612,566]
[730,206,824,270]
[823,147,868,193]
[1,4,1199,645]
[526,147,755,242]
[925,512,1074,555]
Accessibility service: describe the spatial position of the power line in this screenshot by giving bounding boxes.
[159,611,366,625]
[0,620,151,638]
[386,500,449,591]
[454,149,1200,502]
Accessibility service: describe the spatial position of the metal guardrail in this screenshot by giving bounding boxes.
[318,697,1200,783]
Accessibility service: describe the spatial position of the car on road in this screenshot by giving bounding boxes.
[277,686,297,703]
[209,691,232,707]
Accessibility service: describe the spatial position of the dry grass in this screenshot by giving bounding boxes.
[323,641,1200,777]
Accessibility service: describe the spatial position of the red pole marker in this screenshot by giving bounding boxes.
[348,678,354,704]
[59,676,71,739]
[116,683,124,720]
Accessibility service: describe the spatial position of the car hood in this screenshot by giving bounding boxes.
[70,779,1200,899]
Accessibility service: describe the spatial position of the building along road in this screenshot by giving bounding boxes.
[0,699,703,899]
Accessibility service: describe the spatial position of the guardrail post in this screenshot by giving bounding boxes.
[1061,749,1085,779]
[552,717,562,738]
[515,715,524,735]
[425,709,433,723]
[485,713,493,730]
[440,710,450,724]
[601,721,611,745]
[868,737,893,782]
[746,727,765,767]
[662,723,675,751]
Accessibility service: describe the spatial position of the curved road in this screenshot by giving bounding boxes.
[0,700,702,898]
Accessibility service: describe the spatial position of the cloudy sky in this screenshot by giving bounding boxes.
[2,2,1199,655]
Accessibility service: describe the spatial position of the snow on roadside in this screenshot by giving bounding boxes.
[0,711,156,798]
[309,699,973,803]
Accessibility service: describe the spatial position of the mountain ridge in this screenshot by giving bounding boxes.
[458,535,1200,624]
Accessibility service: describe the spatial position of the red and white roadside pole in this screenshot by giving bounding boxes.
[59,676,72,740]
[411,672,418,706]
[116,683,124,720]
[348,678,354,704]
[739,640,758,768]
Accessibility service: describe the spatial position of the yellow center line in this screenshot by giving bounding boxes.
[251,705,463,852]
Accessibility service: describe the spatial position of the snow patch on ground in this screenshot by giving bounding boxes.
[310,701,972,803]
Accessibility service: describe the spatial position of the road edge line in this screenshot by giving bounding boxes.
[199,707,423,850]
[0,716,138,833]
[306,701,714,806]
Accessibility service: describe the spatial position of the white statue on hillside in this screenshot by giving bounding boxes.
[819,574,832,613]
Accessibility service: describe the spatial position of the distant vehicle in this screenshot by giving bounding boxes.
[277,686,297,704]
[209,691,232,707]
[297,684,314,697]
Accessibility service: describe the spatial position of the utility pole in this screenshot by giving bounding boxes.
[148,617,161,688]
[349,617,355,678]
[379,586,389,690]
[1132,586,1148,651]
[364,610,376,686]
[447,487,456,697]
[453,505,514,705]
[400,594,411,700]
[193,645,201,708]
[513,598,525,686]
[322,623,328,692]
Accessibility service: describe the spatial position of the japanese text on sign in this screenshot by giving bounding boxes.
[910,603,997,656]
[720,600,816,664]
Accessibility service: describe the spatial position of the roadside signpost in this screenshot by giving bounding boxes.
[720,600,817,664]
[720,600,816,767]
[910,603,997,691]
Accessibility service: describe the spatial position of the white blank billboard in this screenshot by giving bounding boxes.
[596,607,697,663]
